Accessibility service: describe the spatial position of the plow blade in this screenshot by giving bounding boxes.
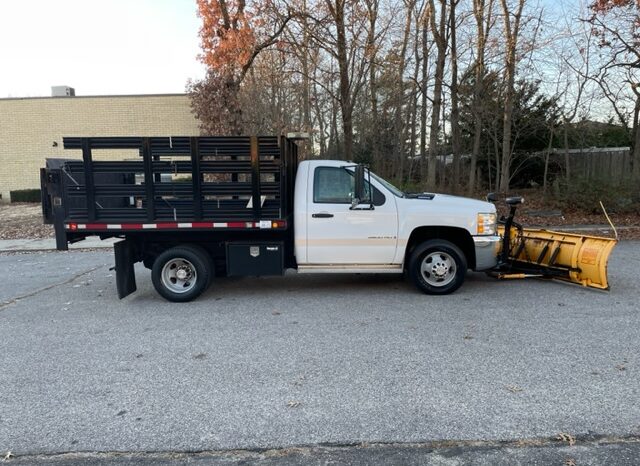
[497,226,617,290]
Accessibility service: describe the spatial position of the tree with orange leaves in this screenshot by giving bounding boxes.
[190,0,293,134]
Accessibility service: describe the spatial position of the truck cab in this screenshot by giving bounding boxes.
[294,160,500,294]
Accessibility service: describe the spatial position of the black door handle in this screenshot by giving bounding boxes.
[312,213,334,218]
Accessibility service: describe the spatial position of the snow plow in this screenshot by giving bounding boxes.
[489,196,618,290]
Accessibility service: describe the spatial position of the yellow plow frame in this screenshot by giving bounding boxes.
[496,225,617,290]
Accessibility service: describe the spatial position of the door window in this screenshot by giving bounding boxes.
[313,167,385,205]
[313,167,353,203]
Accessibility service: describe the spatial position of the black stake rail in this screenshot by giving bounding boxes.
[55,136,298,225]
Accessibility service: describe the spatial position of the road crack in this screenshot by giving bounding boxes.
[0,266,103,311]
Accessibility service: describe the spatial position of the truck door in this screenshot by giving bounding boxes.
[306,166,398,264]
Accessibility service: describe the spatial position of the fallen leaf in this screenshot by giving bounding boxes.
[287,400,301,408]
[564,458,576,466]
[556,432,576,446]
[505,384,523,393]
[3,451,13,461]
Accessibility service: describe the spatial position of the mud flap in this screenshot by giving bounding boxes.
[497,226,617,290]
[114,240,137,299]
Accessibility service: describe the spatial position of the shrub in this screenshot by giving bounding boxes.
[10,189,41,203]
[553,179,640,214]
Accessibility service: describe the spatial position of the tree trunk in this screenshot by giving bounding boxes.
[301,0,312,150]
[427,0,447,189]
[449,0,461,193]
[493,127,501,190]
[313,79,327,158]
[542,125,554,200]
[409,13,421,183]
[365,0,380,168]
[394,1,414,182]
[632,93,640,180]
[563,120,571,182]
[498,0,525,193]
[419,9,429,182]
[467,0,492,195]
[333,0,354,159]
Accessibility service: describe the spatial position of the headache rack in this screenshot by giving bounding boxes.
[42,136,299,249]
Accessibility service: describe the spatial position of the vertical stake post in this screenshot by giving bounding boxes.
[82,138,96,222]
[190,137,203,220]
[142,138,155,222]
[250,136,261,220]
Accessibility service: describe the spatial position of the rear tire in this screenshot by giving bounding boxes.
[408,239,467,295]
[177,244,215,288]
[151,246,212,302]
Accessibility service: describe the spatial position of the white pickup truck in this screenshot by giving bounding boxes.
[42,136,501,302]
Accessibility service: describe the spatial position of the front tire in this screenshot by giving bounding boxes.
[408,239,467,295]
[151,246,212,302]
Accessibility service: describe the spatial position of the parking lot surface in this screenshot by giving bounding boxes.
[0,243,639,458]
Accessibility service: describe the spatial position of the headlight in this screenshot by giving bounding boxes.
[477,213,497,235]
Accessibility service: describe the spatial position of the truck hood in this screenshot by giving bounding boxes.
[404,192,495,211]
[395,193,496,234]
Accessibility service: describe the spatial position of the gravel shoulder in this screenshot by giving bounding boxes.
[0,203,53,240]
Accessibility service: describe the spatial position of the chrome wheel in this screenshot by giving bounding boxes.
[161,258,197,294]
[420,251,456,287]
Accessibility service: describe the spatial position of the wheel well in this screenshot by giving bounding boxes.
[405,226,475,270]
[139,241,220,269]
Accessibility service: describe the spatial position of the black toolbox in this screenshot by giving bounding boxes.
[226,242,285,276]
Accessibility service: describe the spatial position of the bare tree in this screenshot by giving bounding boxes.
[467,0,495,195]
[449,0,462,192]
[498,0,526,192]
[427,0,449,188]
[589,0,640,179]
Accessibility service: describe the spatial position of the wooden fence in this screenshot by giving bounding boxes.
[550,147,632,182]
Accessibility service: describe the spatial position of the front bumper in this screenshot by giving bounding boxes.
[473,235,501,271]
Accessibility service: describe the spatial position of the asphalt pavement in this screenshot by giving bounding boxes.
[0,243,639,463]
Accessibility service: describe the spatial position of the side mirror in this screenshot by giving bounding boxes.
[486,192,498,202]
[354,164,365,201]
[351,164,373,210]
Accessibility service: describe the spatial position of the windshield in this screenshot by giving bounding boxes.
[370,171,405,198]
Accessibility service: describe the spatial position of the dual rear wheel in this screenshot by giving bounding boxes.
[151,245,212,302]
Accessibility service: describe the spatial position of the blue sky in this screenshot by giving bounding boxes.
[0,0,206,97]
